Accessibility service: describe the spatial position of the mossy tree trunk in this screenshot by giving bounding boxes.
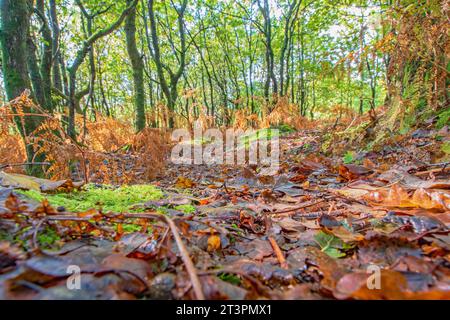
[0,0,45,176]
[125,0,146,132]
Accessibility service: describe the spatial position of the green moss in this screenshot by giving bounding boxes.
[18,184,163,213]
[174,204,196,214]
[0,229,13,242]
[119,223,144,233]
[239,129,280,150]
[38,227,60,248]
[436,109,450,129]
[442,142,450,155]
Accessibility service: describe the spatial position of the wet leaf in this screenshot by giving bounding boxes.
[314,231,352,258]
[338,164,372,181]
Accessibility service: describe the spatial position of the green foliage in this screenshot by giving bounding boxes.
[399,111,416,135]
[38,227,60,248]
[271,124,296,134]
[120,223,143,233]
[436,109,450,129]
[343,151,355,164]
[314,231,353,259]
[218,273,241,286]
[0,229,13,242]
[18,184,163,213]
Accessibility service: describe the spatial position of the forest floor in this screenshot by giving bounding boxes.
[0,125,449,300]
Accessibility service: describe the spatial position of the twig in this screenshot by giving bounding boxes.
[414,165,449,176]
[32,219,47,253]
[423,162,449,172]
[45,212,205,300]
[0,113,53,118]
[0,162,51,170]
[222,181,231,194]
[270,198,327,215]
[160,214,205,300]
[294,210,345,220]
[268,237,288,269]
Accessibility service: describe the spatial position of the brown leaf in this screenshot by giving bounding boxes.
[339,164,372,181]
[234,239,273,261]
[207,235,221,252]
[334,270,450,300]
[366,184,450,210]
[326,226,364,242]
[175,176,196,189]
[5,193,29,213]
[0,172,83,193]
[334,270,409,300]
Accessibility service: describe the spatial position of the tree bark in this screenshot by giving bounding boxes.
[258,0,277,103]
[0,0,45,176]
[49,0,62,92]
[125,0,146,131]
[147,0,187,128]
[36,0,53,112]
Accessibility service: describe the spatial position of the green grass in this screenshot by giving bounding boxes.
[18,184,163,213]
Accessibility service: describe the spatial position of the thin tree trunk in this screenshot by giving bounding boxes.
[125,0,146,131]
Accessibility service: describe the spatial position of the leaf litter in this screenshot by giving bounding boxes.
[0,128,449,300]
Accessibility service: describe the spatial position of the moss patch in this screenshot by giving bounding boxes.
[174,204,196,214]
[18,184,163,213]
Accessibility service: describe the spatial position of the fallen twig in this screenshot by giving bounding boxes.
[44,211,205,300]
[160,214,205,300]
[270,198,327,215]
[0,162,51,170]
[268,237,288,269]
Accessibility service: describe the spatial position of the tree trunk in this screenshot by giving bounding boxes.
[0,0,45,176]
[125,0,146,132]
[49,0,62,92]
[147,0,187,128]
[36,0,53,112]
[66,0,138,138]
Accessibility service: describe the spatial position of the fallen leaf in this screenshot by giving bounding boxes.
[207,235,221,252]
[0,171,83,193]
[339,164,372,181]
[175,176,196,189]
